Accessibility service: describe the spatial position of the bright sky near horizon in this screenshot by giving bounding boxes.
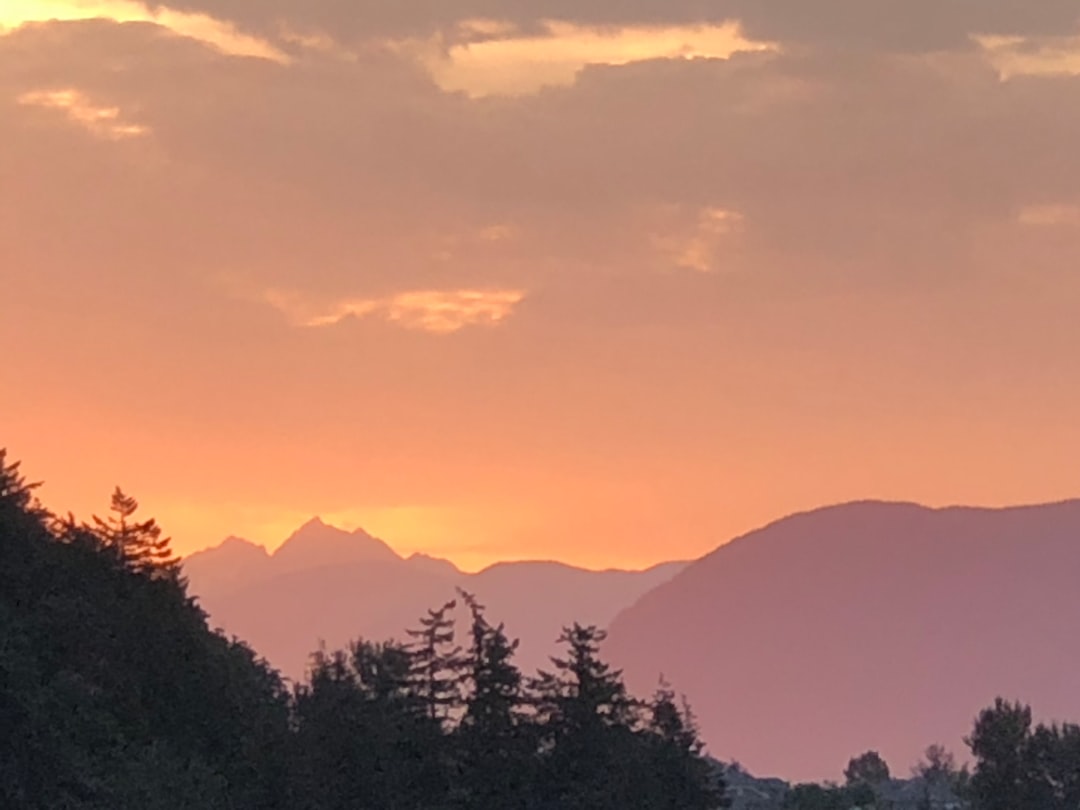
[3,1,1080,571]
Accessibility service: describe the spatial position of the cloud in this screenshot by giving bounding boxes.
[6,3,1080,317]
[109,0,1080,54]
[976,34,1080,79]
[650,206,746,273]
[397,20,776,97]
[0,0,288,62]
[17,87,147,138]
[264,289,528,334]
[1018,204,1080,227]
[477,224,520,242]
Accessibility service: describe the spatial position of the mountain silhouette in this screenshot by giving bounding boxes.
[272,517,401,571]
[603,499,1080,783]
[183,520,686,680]
[182,535,271,596]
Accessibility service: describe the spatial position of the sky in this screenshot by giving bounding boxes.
[2,1,1080,572]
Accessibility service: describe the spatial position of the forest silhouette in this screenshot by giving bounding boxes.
[3,448,1079,810]
[0,450,720,809]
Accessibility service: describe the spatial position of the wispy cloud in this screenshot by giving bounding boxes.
[476,224,520,243]
[396,21,777,97]
[976,34,1080,80]
[0,0,288,62]
[1018,204,1080,227]
[265,288,527,334]
[433,224,522,262]
[17,88,147,139]
[653,206,745,273]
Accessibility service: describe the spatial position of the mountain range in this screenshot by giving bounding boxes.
[182,517,687,680]
[184,499,1080,782]
[605,499,1080,781]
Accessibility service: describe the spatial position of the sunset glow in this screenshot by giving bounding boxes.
[4,0,1080,572]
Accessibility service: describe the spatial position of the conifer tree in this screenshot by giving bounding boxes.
[405,600,465,725]
[640,681,729,809]
[92,487,179,579]
[454,590,533,808]
[532,624,637,735]
[648,679,700,752]
[457,589,523,735]
[0,449,43,515]
[530,624,641,809]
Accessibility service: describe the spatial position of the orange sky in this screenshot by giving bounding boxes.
[3,2,1080,572]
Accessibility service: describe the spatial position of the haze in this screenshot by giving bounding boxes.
[4,1,1080,570]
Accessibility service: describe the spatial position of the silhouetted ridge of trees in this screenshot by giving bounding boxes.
[0,450,726,809]
[0,450,291,809]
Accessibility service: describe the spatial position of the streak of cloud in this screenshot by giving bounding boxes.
[264,289,528,334]
[976,34,1080,79]
[17,87,147,139]
[651,207,746,273]
[395,20,776,97]
[1018,204,1080,227]
[0,0,289,62]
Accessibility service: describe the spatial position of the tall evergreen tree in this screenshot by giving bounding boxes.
[641,681,729,809]
[530,624,642,809]
[454,590,533,808]
[92,487,179,579]
[532,624,637,736]
[0,449,44,517]
[457,589,523,735]
[405,600,465,725]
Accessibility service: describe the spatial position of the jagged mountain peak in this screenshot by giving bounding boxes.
[271,517,402,570]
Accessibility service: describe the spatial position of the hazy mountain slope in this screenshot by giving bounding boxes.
[183,521,687,681]
[208,559,459,679]
[603,500,1080,783]
[182,536,271,598]
[469,560,688,675]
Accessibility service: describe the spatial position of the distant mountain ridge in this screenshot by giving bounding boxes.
[183,519,687,681]
[186,498,1080,784]
[183,518,421,596]
[603,498,1080,783]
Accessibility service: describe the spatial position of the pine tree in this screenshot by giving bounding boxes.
[533,624,637,735]
[92,487,179,579]
[530,624,641,809]
[454,590,533,808]
[648,679,700,753]
[457,589,522,735]
[405,600,465,725]
[0,449,43,515]
[642,682,729,809]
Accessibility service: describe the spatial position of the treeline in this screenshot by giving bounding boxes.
[0,451,723,810]
[782,704,1080,810]
[778,747,969,810]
